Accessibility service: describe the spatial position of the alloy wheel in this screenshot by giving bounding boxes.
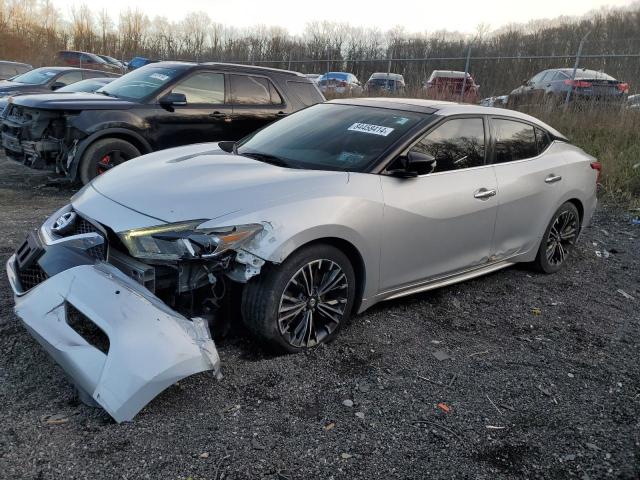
[96,150,126,175]
[545,209,578,266]
[277,259,349,348]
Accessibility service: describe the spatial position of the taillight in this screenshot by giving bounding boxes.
[564,79,592,88]
[618,82,629,93]
[590,161,602,183]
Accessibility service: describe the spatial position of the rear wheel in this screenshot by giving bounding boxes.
[533,202,580,273]
[79,138,140,184]
[241,244,356,353]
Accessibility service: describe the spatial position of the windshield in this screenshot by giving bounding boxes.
[319,73,349,81]
[11,68,59,85]
[97,65,184,100]
[58,79,111,93]
[237,103,426,172]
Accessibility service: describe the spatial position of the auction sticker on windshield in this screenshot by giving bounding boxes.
[150,73,170,81]
[348,123,394,136]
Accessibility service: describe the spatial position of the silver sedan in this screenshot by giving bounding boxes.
[6,98,599,421]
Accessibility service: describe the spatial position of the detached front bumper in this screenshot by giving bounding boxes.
[7,256,221,423]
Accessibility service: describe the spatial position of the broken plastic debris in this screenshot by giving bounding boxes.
[432,350,451,361]
[42,413,69,425]
[595,250,610,258]
[617,289,635,300]
[437,402,450,413]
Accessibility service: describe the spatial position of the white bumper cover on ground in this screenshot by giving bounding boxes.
[7,257,221,423]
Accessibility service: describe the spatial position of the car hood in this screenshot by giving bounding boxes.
[88,144,349,227]
[10,92,138,110]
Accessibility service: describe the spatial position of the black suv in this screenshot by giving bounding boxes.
[1,62,325,184]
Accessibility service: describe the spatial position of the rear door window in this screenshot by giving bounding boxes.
[172,72,225,104]
[0,65,16,78]
[286,81,324,106]
[410,118,485,173]
[55,71,83,86]
[492,119,538,163]
[230,75,276,105]
[535,127,552,153]
[83,70,106,79]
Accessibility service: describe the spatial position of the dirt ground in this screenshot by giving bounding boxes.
[0,156,638,480]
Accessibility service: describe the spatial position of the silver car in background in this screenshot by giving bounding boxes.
[317,72,363,95]
[6,98,599,422]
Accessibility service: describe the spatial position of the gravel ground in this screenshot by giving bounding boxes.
[0,156,638,480]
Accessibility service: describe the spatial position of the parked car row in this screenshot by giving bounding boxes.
[1,62,324,183]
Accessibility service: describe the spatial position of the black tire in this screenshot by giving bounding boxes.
[533,202,580,273]
[79,138,141,185]
[241,244,356,353]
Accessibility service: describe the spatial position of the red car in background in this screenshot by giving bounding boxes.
[56,51,120,73]
[423,70,480,103]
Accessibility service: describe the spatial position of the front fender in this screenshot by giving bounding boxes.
[201,174,385,309]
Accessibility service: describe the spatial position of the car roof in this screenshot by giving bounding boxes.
[370,72,403,80]
[199,62,305,77]
[0,60,32,67]
[144,61,306,77]
[327,97,567,139]
[431,70,471,78]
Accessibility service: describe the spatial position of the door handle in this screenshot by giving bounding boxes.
[474,188,497,200]
[545,174,562,184]
[276,111,287,117]
[210,111,232,122]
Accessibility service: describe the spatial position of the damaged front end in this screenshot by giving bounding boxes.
[1,104,71,170]
[5,205,269,422]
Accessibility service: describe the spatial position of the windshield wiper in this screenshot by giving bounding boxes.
[96,90,115,97]
[241,151,291,168]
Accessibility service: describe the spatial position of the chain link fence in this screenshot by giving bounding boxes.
[229,51,640,99]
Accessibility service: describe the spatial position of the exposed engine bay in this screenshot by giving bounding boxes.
[1,105,73,171]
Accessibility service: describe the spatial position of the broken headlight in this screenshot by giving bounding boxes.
[119,221,263,261]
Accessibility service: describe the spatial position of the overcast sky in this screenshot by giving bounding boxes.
[56,0,632,34]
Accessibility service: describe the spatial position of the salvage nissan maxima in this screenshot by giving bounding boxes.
[6,98,599,422]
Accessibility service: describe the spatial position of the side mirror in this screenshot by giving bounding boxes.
[159,92,187,108]
[51,82,65,91]
[388,150,436,178]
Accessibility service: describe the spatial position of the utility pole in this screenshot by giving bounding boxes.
[460,44,472,103]
[387,54,392,93]
[564,30,592,108]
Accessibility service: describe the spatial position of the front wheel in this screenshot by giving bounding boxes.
[533,202,580,273]
[78,138,141,185]
[241,244,356,353]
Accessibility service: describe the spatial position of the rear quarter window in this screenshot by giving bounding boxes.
[492,119,538,163]
[286,81,324,106]
[535,127,552,153]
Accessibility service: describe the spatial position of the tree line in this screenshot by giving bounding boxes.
[1,0,639,95]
